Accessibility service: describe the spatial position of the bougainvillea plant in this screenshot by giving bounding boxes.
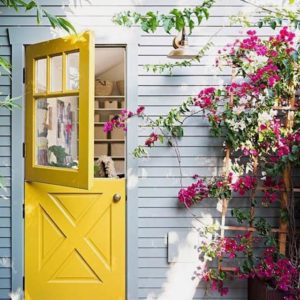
[104,27,300,298]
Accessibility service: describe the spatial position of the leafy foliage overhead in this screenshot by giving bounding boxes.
[1,0,76,33]
[0,0,76,109]
[112,0,215,34]
[241,0,300,30]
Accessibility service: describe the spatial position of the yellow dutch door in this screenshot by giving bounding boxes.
[24,32,125,300]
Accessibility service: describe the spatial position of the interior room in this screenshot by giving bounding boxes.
[94,47,126,178]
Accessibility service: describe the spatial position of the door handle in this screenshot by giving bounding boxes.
[113,193,122,202]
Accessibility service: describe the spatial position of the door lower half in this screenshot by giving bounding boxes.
[25,180,125,300]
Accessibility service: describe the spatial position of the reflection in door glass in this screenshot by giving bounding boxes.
[50,55,63,92]
[67,52,79,90]
[36,96,78,169]
[36,58,47,93]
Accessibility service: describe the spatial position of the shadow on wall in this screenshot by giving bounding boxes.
[146,215,216,300]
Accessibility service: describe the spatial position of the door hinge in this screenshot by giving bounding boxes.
[22,275,25,291]
[23,68,25,84]
[22,142,26,158]
[22,203,25,219]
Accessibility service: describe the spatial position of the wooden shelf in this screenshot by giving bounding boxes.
[95,96,125,99]
[95,108,124,111]
[94,156,124,159]
[94,139,125,142]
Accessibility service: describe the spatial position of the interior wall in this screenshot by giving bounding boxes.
[97,62,124,95]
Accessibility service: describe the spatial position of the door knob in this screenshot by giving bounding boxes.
[113,193,122,202]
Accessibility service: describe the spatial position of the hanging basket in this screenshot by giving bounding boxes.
[95,80,113,96]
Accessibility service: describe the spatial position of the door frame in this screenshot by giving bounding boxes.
[9,27,139,300]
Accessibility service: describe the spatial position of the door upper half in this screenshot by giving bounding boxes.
[25,32,95,189]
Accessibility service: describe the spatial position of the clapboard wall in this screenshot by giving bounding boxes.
[0,0,284,299]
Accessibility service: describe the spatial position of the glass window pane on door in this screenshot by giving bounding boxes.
[50,55,63,92]
[36,96,78,169]
[36,58,47,93]
[66,52,79,90]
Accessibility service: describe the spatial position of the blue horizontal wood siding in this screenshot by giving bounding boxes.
[0,1,286,299]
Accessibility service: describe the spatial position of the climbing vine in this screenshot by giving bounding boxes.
[105,27,300,298]
[112,0,214,34]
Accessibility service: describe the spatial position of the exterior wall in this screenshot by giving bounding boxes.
[0,1,281,299]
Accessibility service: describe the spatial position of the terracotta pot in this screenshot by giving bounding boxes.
[248,277,286,300]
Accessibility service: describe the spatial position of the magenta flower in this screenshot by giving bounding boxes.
[144,132,158,147]
[136,106,145,115]
[103,121,113,133]
[178,179,209,207]
[231,176,256,195]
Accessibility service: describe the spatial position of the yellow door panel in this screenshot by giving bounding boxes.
[25,179,125,300]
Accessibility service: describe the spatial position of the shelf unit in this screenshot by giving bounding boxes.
[94,95,125,177]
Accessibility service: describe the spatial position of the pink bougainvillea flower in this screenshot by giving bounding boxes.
[268,75,281,87]
[194,87,216,109]
[136,106,145,115]
[231,176,256,195]
[102,107,145,134]
[178,179,209,207]
[144,132,158,147]
[103,121,114,133]
[262,191,278,205]
[246,30,256,36]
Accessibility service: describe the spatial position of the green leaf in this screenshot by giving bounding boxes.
[26,0,36,11]
[57,17,76,34]
[292,145,299,154]
[188,18,195,33]
[158,135,164,144]
[141,21,150,33]
[203,8,209,19]
[0,57,11,74]
[0,96,21,110]
[175,16,185,31]
[170,8,180,17]
[43,10,76,33]
[36,6,42,24]
[132,145,147,158]
[44,11,57,27]
[291,50,298,62]
[171,126,184,138]
[270,20,277,29]
[163,18,174,34]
